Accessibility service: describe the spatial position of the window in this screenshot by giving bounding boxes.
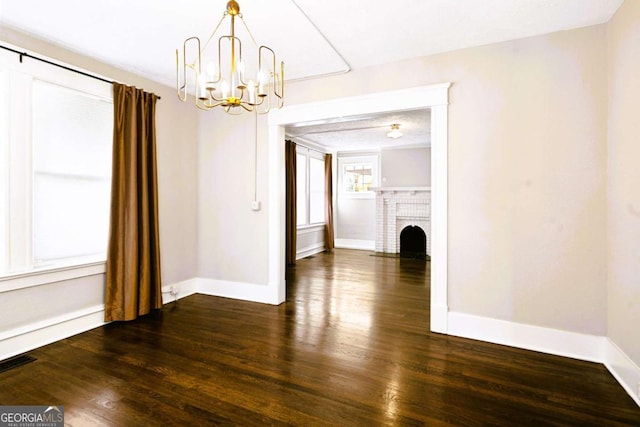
[296,146,326,227]
[0,49,113,277]
[343,163,373,193]
[296,153,307,226]
[0,70,8,273]
[308,157,325,224]
[32,81,113,265]
[338,154,380,198]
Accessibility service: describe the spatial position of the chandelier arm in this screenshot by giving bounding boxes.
[279,61,285,105]
[176,49,187,101]
[231,36,246,87]
[239,93,265,109]
[196,98,227,110]
[252,94,266,106]
[209,89,225,102]
[258,45,273,106]
[234,93,264,110]
[238,102,254,112]
[280,61,284,101]
[195,102,212,111]
[208,84,241,103]
[230,12,236,77]
[274,61,285,102]
[258,46,285,110]
[176,37,201,101]
[258,45,274,78]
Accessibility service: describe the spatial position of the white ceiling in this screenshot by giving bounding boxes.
[287,109,431,151]
[0,0,624,150]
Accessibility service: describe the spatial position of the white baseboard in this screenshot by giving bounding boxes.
[447,311,605,362]
[161,278,199,304]
[3,279,638,408]
[196,278,280,305]
[335,238,375,250]
[430,304,448,334]
[0,305,106,361]
[296,243,326,260]
[0,277,198,362]
[604,338,640,407]
[448,311,640,407]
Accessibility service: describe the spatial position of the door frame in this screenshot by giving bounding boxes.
[267,83,451,333]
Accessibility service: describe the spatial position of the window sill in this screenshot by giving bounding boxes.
[0,261,106,294]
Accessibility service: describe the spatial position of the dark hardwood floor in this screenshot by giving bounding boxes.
[1,249,639,426]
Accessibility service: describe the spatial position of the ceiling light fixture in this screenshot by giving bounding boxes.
[387,124,403,139]
[176,0,284,114]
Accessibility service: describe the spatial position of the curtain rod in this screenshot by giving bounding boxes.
[0,44,161,99]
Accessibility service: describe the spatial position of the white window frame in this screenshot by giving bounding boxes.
[296,145,326,228]
[337,153,380,199]
[0,67,9,276]
[0,46,113,285]
[295,151,307,227]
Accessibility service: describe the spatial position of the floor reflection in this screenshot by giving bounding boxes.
[284,249,430,422]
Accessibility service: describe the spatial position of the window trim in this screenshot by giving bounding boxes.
[308,155,326,224]
[0,47,113,280]
[338,153,380,199]
[0,68,9,275]
[295,145,327,227]
[0,261,106,294]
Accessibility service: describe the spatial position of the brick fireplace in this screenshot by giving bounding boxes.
[373,187,431,256]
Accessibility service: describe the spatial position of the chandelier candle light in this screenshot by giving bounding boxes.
[176,0,284,113]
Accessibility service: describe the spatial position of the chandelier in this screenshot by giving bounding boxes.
[176,0,284,114]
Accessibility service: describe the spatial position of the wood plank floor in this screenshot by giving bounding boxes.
[1,249,639,426]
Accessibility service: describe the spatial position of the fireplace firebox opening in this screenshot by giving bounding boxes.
[400,226,427,259]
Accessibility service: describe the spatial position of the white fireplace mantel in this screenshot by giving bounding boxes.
[371,186,430,194]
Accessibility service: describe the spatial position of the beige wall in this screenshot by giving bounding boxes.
[282,25,608,335]
[381,147,431,187]
[336,198,376,241]
[197,110,269,284]
[607,0,640,366]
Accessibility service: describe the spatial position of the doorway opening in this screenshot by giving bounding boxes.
[268,83,451,333]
